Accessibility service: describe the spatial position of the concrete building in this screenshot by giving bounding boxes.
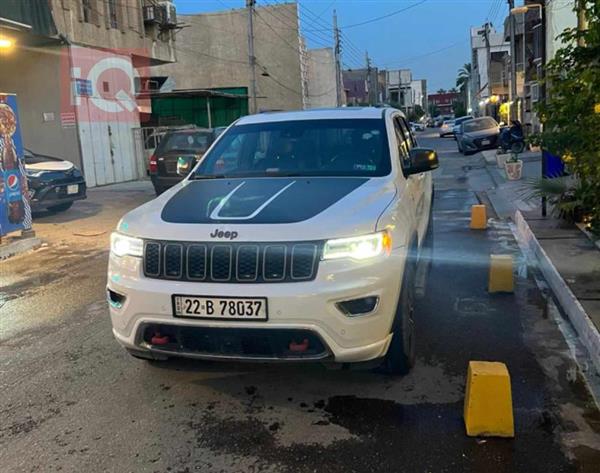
[154,3,303,113]
[469,24,510,114]
[306,48,337,109]
[342,68,379,106]
[500,1,576,132]
[386,69,413,112]
[410,79,427,112]
[0,0,176,187]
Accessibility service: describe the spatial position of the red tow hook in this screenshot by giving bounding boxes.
[151,332,170,345]
[289,339,309,352]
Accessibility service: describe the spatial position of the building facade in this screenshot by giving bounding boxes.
[0,0,176,187]
[153,3,303,113]
[469,24,510,115]
[306,48,337,109]
[343,68,379,106]
[428,92,460,116]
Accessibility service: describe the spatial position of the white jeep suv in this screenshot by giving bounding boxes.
[107,108,438,374]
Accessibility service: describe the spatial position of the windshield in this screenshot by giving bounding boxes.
[193,118,391,178]
[156,131,213,154]
[463,118,498,132]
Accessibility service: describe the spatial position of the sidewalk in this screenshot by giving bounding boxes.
[481,149,542,219]
[477,148,600,374]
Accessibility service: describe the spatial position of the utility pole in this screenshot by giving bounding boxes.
[246,0,258,114]
[365,51,372,105]
[333,9,342,107]
[508,0,517,120]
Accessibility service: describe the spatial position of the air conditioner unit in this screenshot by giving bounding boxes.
[159,1,177,27]
[143,5,157,23]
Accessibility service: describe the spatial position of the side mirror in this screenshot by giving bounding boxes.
[176,156,196,176]
[405,148,439,175]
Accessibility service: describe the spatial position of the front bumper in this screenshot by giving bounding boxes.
[107,248,406,363]
[29,180,87,210]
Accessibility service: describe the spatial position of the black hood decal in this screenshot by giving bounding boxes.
[161,177,369,224]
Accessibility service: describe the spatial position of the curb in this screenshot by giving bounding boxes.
[0,237,42,260]
[514,210,600,374]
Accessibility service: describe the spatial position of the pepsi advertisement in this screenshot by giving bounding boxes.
[0,93,32,237]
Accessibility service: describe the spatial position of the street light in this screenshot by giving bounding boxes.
[0,36,14,50]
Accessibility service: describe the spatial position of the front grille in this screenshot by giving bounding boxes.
[138,324,329,360]
[144,240,322,283]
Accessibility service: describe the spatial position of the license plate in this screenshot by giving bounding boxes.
[67,184,79,195]
[172,295,268,320]
[481,139,491,145]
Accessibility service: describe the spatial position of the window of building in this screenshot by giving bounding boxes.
[108,0,118,29]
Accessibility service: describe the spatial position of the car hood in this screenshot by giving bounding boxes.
[25,160,74,172]
[118,177,398,241]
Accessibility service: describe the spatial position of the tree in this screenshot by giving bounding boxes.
[456,63,471,94]
[408,105,425,122]
[534,1,600,234]
[436,88,447,94]
[428,103,440,117]
[453,101,467,118]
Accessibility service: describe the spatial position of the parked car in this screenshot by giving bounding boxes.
[149,128,216,195]
[108,107,439,375]
[451,115,474,138]
[410,122,426,132]
[456,117,501,154]
[439,119,455,137]
[24,148,87,212]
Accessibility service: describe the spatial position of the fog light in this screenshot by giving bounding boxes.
[107,289,126,309]
[336,296,379,316]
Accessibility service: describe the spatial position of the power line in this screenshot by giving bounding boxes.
[305,0,428,32]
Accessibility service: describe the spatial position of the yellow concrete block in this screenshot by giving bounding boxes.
[470,204,487,230]
[488,254,514,293]
[464,361,514,438]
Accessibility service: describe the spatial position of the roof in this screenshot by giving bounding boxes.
[236,107,388,125]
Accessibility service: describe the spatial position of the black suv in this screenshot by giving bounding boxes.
[149,128,216,195]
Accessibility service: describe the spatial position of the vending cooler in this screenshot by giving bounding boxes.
[0,93,32,237]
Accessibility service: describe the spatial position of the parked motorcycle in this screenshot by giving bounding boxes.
[499,120,526,154]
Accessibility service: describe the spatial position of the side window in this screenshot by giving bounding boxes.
[399,117,416,149]
[393,117,410,163]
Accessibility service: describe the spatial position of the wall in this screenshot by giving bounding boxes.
[306,48,337,108]
[50,0,176,63]
[0,45,81,167]
[546,0,577,61]
[153,3,303,112]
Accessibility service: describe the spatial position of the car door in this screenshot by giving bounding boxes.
[394,116,428,245]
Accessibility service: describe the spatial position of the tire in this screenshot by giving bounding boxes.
[511,141,525,154]
[382,246,417,375]
[48,202,73,212]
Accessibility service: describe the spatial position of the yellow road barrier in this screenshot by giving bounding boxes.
[464,361,514,438]
[488,254,514,293]
[470,204,487,230]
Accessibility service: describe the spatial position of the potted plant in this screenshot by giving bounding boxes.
[504,152,523,180]
[496,148,511,169]
[522,176,590,223]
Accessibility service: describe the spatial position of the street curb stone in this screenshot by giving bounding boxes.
[0,237,42,260]
[515,210,600,374]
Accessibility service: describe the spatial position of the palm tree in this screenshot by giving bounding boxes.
[456,63,471,93]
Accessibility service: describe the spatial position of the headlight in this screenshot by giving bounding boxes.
[323,231,392,261]
[110,232,143,258]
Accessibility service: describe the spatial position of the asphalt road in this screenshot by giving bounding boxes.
[1,133,599,473]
